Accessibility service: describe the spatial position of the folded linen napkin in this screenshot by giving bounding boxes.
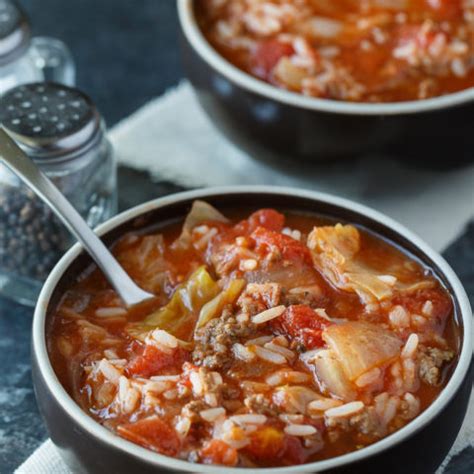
[16,81,474,473]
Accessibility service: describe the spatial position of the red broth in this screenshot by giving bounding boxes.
[48,204,459,467]
[196,0,474,102]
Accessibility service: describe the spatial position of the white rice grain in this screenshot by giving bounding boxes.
[233,343,256,362]
[403,393,420,419]
[149,329,178,349]
[272,335,289,347]
[204,393,218,407]
[236,313,250,323]
[389,305,410,328]
[422,300,434,317]
[230,414,267,425]
[194,227,218,249]
[143,380,172,394]
[451,58,467,77]
[150,375,180,382]
[246,335,273,346]
[325,401,364,418]
[264,342,295,360]
[402,357,418,391]
[254,345,287,364]
[412,314,427,327]
[222,434,250,450]
[252,305,286,324]
[104,349,119,359]
[381,396,399,425]
[282,227,302,241]
[200,407,226,422]
[266,369,309,386]
[190,371,204,396]
[279,413,305,424]
[235,236,247,246]
[211,372,223,386]
[288,285,322,296]
[98,359,122,384]
[118,376,140,414]
[378,275,397,286]
[401,334,419,359]
[284,424,317,436]
[307,16,343,38]
[266,372,284,386]
[240,259,258,271]
[175,416,191,438]
[308,398,343,412]
[287,371,311,383]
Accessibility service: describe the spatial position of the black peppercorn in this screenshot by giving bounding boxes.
[0,184,71,280]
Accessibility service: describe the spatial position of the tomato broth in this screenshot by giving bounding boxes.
[196,0,474,102]
[48,203,459,467]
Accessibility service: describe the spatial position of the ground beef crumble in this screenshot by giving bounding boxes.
[418,347,455,386]
[282,285,326,308]
[237,283,282,315]
[326,407,384,440]
[181,400,208,423]
[244,393,279,416]
[192,307,255,370]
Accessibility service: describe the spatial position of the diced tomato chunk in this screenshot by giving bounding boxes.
[117,417,181,456]
[234,209,285,235]
[127,344,187,378]
[282,435,306,465]
[200,439,238,466]
[248,209,285,232]
[245,427,285,462]
[252,40,294,79]
[245,428,307,465]
[251,227,312,265]
[272,305,331,349]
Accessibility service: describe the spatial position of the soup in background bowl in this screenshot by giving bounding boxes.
[32,187,473,473]
[196,0,474,103]
[178,0,474,161]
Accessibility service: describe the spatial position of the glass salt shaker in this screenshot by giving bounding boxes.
[0,0,75,94]
[0,82,117,305]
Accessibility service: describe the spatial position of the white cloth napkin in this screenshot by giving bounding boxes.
[111,81,474,253]
[16,81,474,473]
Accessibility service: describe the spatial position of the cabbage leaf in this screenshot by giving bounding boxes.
[127,266,220,342]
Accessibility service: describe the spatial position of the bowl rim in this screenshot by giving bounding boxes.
[177,0,474,117]
[33,186,473,473]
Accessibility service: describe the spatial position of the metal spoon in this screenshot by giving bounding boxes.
[0,127,154,307]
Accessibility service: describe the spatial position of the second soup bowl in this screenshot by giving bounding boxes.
[178,0,474,164]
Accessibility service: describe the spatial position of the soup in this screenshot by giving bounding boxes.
[196,0,474,102]
[48,202,459,467]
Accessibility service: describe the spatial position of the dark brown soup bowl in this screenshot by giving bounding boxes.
[32,187,472,473]
[178,0,474,164]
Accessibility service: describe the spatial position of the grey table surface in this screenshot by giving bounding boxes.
[0,1,473,473]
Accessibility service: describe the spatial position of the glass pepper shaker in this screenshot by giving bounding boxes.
[0,82,117,305]
[0,0,75,94]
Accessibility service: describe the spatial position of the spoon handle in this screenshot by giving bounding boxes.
[0,128,153,306]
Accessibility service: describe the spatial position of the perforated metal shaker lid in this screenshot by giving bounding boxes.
[0,0,30,65]
[1,82,103,161]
